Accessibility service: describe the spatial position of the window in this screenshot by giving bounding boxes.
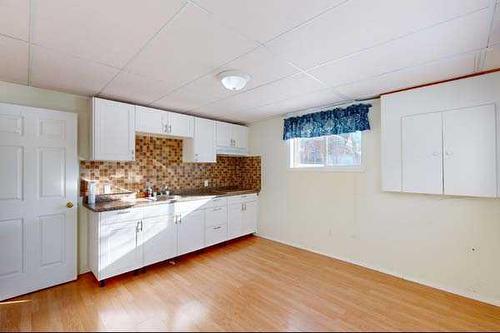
[289,131,364,170]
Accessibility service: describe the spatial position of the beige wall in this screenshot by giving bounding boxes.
[0,81,91,159]
[249,99,500,306]
[0,80,91,273]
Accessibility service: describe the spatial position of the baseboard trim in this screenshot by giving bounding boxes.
[256,234,500,307]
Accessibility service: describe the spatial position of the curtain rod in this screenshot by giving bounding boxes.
[284,96,376,119]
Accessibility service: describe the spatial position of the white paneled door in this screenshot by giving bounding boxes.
[0,103,77,301]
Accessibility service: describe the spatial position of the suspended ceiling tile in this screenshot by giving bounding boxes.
[125,3,258,91]
[484,43,500,70]
[335,53,476,99]
[192,0,345,43]
[308,9,489,88]
[100,71,173,105]
[248,88,348,121]
[489,5,500,46]
[0,0,29,41]
[30,45,120,96]
[266,0,489,69]
[153,47,299,111]
[192,73,325,117]
[31,0,185,68]
[0,36,29,84]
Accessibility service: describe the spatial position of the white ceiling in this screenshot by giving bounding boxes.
[0,0,499,123]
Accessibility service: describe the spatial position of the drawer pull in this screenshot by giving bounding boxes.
[212,207,223,211]
[117,210,131,215]
[213,226,222,230]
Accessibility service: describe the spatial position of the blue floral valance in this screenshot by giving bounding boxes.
[283,103,371,140]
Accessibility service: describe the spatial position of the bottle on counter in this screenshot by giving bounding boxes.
[88,181,97,204]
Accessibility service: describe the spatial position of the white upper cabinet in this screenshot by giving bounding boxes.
[91,98,249,163]
[183,117,216,163]
[443,105,497,197]
[216,121,232,147]
[135,106,193,138]
[216,121,249,156]
[91,97,135,161]
[233,125,249,151]
[135,106,164,135]
[402,112,443,195]
[168,112,194,138]
[382,72,500,198]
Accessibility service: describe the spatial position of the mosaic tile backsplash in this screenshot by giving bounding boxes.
[80,135,261,196]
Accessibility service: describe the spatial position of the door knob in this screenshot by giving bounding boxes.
[66,202,74,208]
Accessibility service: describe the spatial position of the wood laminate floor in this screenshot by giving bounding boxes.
[1,236,499,332]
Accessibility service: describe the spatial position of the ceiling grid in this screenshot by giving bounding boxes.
[0,0,497,123]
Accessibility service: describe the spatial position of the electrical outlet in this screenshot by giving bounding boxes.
[204,180,209,187]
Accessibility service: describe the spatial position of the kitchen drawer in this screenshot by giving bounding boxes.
[227,193,257,204]
[202,196,227,209]
[100,208,143,225]
[143,203,174,218]
[175,200,210,215]
[205,224,228,247]
[205,206,227,227]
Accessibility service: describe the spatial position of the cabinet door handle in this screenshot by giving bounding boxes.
[169,124,172,133]
[140,220,143,231]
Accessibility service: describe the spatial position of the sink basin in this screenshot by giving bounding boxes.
[136,195,181,203]
[149,195,181,202]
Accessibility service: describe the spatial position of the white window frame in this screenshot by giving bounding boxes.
[287,132,367,172]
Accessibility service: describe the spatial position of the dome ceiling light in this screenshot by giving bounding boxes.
[217,70,251,91]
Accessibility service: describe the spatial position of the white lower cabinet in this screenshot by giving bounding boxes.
[205,206,228,246]
[228,203,243,239]
[177,209,205,256]
[88,194,258,283]
[242,201,258,235]
[142,215,178,267]
[228,196,258,239]
[99,220,143,280]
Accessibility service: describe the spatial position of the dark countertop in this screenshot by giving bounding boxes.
[83,188,259,213]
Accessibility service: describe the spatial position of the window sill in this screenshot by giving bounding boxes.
[288,166,366,173]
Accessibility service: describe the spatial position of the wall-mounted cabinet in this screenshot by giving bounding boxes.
[216,121,249,156]
[135,106,193,138]
[183,117,216,163]
[382,72,500,198]
[90,98,249,163]
[90,98,135,161]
